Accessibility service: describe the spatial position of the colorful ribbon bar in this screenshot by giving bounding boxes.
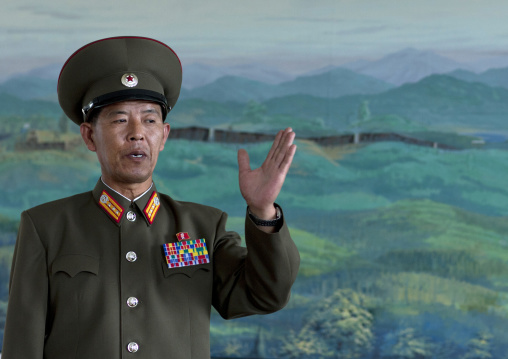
[163,238,210,268]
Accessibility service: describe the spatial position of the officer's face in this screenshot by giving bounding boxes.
[80,100,170,190]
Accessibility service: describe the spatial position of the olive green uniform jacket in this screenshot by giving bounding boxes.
[2,180,300,359]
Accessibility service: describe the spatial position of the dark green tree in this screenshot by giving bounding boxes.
[280,289,374,359]
[349,100,371,143]
[358,100,370,122]
[250,326,268,358]
[380,328,430,359]
[464,332,493,359]
[280,327,332,359]
[433,341,459,359]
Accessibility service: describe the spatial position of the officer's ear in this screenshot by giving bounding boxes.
[80,122,97,152]
[160,123,171,151]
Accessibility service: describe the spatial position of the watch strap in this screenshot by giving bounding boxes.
[248,205,282,226]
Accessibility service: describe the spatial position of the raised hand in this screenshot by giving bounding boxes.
[237,128,297,221]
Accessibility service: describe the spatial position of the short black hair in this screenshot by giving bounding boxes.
[86,107,103,125]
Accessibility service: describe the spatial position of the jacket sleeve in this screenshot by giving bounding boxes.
[2,211,48,359]
[211,208,300,319]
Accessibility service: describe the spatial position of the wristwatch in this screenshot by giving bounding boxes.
[248,205,282,226]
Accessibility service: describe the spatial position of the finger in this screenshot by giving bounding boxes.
[265,129,284,163]
[281,128,295,148]
[266,128,294,164]
[273,129,296,168]
[279,143,297,173]
[237,148,251,174]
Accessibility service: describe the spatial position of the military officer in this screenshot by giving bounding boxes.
[2,36,300,359]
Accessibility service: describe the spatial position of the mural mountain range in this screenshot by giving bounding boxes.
[2,47,508,137]
[2,48,508,357]
[3,68,508,137]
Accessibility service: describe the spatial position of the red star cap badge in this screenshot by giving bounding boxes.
[121,73,138,87]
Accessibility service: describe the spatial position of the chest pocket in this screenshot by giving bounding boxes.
[161,261,210,278]
[51,254,100,277]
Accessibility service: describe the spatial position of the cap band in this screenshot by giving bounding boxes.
[82,89,170,121]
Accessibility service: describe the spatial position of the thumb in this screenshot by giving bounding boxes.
[237,148,251,174]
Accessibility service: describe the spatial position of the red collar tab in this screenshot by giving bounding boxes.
[144,192,160,225]
[98,190,124,223]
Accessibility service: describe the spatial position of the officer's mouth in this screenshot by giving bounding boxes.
[126,150,148,160]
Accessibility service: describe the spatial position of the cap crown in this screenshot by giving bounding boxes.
[58,36,182,125]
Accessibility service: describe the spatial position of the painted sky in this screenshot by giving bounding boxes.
[2,0,508,80]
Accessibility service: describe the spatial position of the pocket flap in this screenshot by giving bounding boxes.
[51,255,100,277]
[161,260,210,278]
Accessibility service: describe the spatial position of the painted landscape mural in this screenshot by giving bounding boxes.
[2,1,508,358]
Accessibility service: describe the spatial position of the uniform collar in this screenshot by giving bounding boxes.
[92,178,161,226]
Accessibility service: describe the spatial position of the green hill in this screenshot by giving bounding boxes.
[183,75,281,103]
[292,198,508,288]
[0,93,61,118]
[169,98,244,127]
[278,67,394,98]
[0,76,58,101]
[264,75,508,132]
[282,140,508,217]
[448,67,508,90]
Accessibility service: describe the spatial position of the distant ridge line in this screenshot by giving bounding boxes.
[0,128,457,151]
[168,126,458,150]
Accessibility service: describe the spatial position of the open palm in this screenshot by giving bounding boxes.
[238,128,296,220]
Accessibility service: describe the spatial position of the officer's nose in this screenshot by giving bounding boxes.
[128,120,144,141]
